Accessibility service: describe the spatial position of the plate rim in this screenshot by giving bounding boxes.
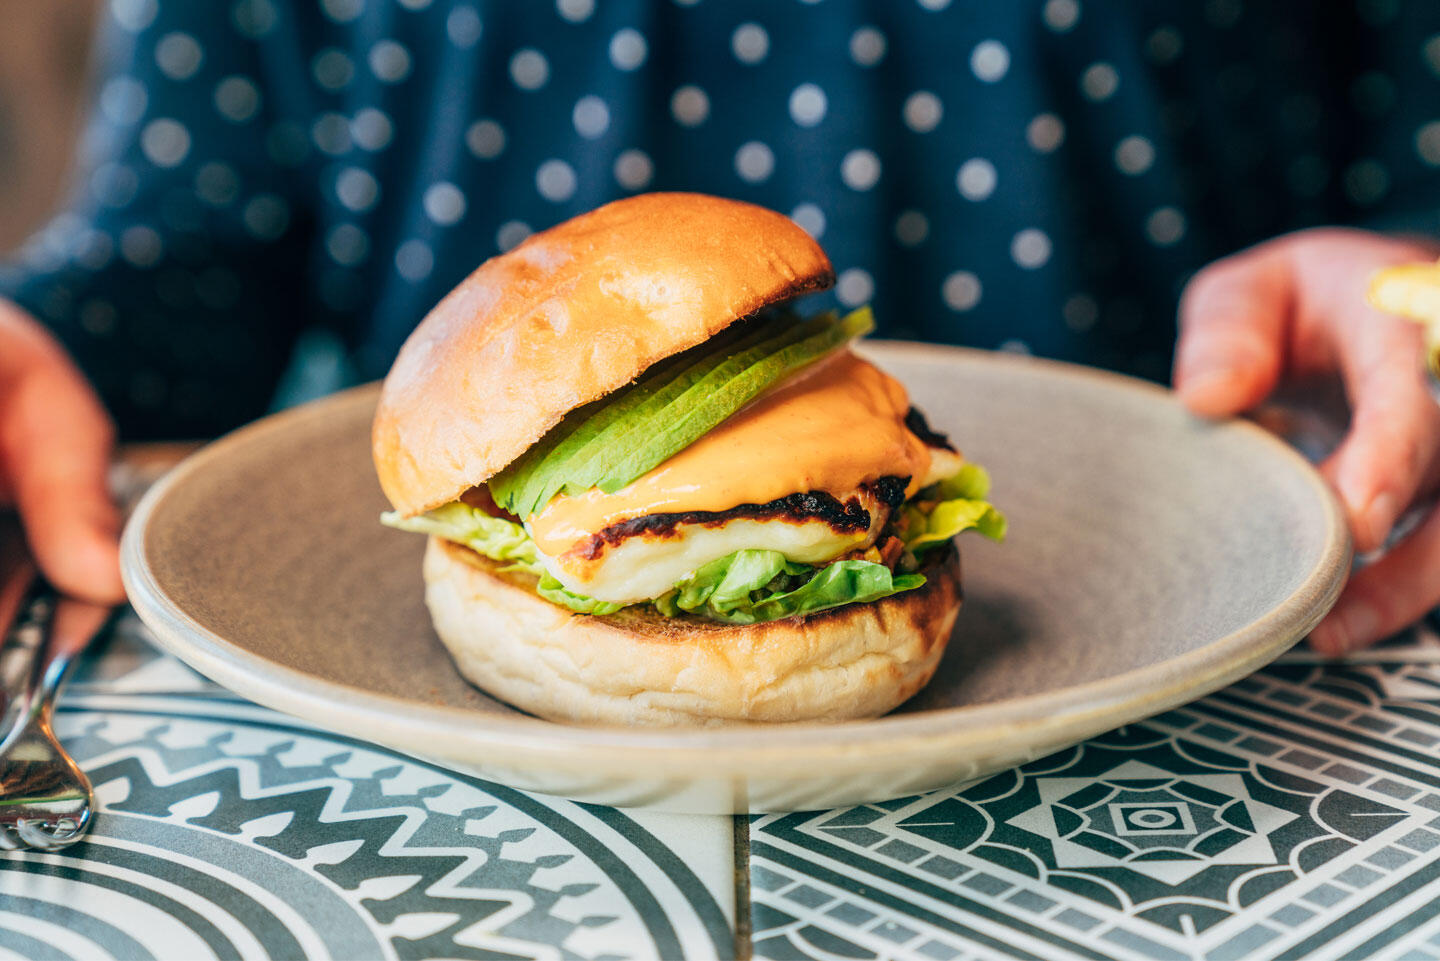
[120,342,1352,774]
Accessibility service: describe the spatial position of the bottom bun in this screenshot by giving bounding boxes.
[422,536,963,726]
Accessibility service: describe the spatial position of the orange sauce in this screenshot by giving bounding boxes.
[526,350,931,555]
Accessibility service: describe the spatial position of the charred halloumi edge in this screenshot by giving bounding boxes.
[527,447,964,605]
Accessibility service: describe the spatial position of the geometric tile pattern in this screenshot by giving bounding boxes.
[752,640,1440,960]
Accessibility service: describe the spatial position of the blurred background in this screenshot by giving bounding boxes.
[0,0,101,255]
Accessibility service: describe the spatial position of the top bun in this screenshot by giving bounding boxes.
[373,193,834,516]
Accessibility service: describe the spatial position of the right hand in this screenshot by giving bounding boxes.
[0,300,124,603]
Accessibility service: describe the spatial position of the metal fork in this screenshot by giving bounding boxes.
[0,520,112,852]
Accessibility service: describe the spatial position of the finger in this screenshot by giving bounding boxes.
[0,319,123,605]
[1320,318,1439,554]
[1309,504,1440,656]
[1174,248,1290,417]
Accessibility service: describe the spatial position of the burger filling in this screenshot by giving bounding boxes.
[382,308,1004,624]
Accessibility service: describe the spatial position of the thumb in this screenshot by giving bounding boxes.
[0,309,123,604]
[1173,246,1290,417]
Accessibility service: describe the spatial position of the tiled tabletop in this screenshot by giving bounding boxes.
[7,617,1440,960]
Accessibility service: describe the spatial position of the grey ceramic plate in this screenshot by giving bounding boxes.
[121,343,1351,814]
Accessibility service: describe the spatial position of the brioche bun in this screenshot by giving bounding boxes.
[423,537,963,726]
[373,192,834,517]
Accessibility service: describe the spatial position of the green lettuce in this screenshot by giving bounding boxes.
[653,549,924,625]
[380,503,543,574]
[537,573,627,615]
[900,463,1007,553]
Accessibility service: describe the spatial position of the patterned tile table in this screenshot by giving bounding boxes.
[9,617,1440,960]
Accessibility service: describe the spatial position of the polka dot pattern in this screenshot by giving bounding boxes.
[6,0,1433,439]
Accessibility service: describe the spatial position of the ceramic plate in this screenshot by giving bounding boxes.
[120,343,1351,814]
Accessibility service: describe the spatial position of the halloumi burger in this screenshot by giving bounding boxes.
[373,193,1004,726]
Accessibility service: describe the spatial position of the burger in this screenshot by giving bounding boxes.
[372,193,1003,726]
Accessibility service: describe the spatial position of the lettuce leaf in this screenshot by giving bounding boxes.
[900,462,1007,553]
[537,573,627,615]
[380,503,543,574]
[653,548,924,625]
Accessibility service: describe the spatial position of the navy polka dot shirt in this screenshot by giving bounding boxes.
[4,0,1440,438]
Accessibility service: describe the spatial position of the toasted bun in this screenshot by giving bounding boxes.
[373,193,834,516]
[422,537,962,726]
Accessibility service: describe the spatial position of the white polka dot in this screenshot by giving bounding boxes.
[369,40,411,83]
[1114,135,1155,175]
[120,225,162,267]
[77,232,115,272]
[837,268,874,307]
[943,271,982,311]
[557,0,593,22]
[398,0,431,9]
[326,224,369,265]
[1204,0,1243,28]
[79,298,118,333]
[1081,63,1119,101]
[671,85,709,127]
[141,118,191,167]
[791,203,825,238]
[1287,154,1328,197]
[536,159,578,202]
[195,162,239,205]
[1027,113,1065,153]
[956,158,996,200]
[1145,206,1186,245]
[1344,159,1390,206]
[312,49,354,90]
[1425,36,1440,79]
[1063,293,1099,330]
[902,91,943,133]
[1417,122,1440,166]
[735,141,774,183]
[849,26,886,67]
[789,84,827,127]
[609,28,647,70]
[447,6,482,47]
[1011,229,1052,269]
[320,0,362,23]
[510,48,549,90]
[335,167,379,211]
[352,108,393,150]
[92,163,139,207]
[732,23,769,64]
[497,220,532,252]
[1146,26,1183,64]
[614,149,654,189]
[311,112,352,154]
[266,122,308,165]
[970,40,1010,83]
[395,239,434,281]
[1043,0,1080,31]
[112,0,158,33]
[841,149,881,190]
[423,182,467,225]
[155,32,203,81]
[573,96,609,138]
[243,194,289,239]
[894,210,928,246]
[215,76,261,122]
[232,0,277,37]
[917,0,951,9]
[467,119,505,158]
[100,77,148,126]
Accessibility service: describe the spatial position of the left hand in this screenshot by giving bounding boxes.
[1173,227,1440,656]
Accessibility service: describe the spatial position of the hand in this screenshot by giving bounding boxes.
[0,300,123,603]
[1174,227,1440,656]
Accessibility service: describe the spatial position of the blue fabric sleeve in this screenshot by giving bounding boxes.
[0,0,315,440]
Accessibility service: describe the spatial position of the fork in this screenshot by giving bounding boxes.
[0,522,112,852]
